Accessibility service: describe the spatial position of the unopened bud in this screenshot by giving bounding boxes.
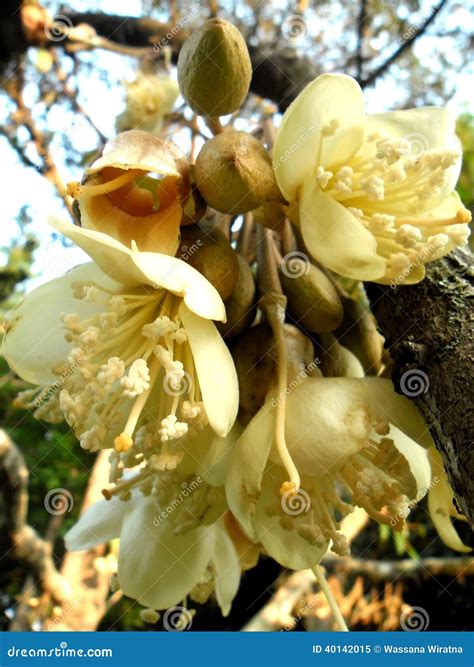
[335,296,384,374]
[178,18,252,117]
[318,333,365,378]
[279,261,343,333]
[217,254,257,338]
[195,131,282,215]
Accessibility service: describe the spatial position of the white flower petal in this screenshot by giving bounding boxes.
[254,469,329,570]
[118,498,214,610]
[366,107,462,205]
[3,262,115,385]
[179,304,238,437]
[49,217,225,321]
[386,424,431,501]
[211,523,241,616]
[360,377,435,449]
[274,74,366,200]
[65,497,127,551]
[225,403,275,540]
[281,378,371,474]
[182,423,242,487]
[428,449,471,553]
[299,178,386,281]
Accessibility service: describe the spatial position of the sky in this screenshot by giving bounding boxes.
[1,0,473,290]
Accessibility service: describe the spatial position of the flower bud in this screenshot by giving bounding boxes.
[178,222,239,300]
[217,255,257,338]
[195,131,281,215]
[231,323,316,421]
[68,130,190,256]
[335,295,384,374]
[279,261,343,333]
[318,333,364,378]
[177,18,252,117]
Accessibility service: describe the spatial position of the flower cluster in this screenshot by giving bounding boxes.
[3,60,471,626]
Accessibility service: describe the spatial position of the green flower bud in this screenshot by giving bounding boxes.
[178,18,252,117]
[195,131,281,214]
[279,259,343,333]
[217,254,257,339]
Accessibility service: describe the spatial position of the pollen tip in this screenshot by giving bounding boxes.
[101,488,113,500]
[280,480,298,497]
[114,433,133,452]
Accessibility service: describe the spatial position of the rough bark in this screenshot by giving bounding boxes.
[367,248,474,525]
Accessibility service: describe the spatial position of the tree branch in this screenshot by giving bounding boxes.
[360,0,448,88]
[367,247,474,524]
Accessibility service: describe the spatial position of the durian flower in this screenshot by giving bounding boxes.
[428,448,471,553]
[65,473,241,615]
[3,217,238,462]
[116,73,179,135]
[226,377,432,569]
[273,74,471,284]
[67,130,191,256]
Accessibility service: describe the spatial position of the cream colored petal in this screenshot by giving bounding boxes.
[86,130,185,178]
[65,497,128,551]
[365,108,462,204]
[179,304,238,437]
[2,262,115,385]
[254,470,329,570]
[211,523,241,616]
[49,217,225,320]
[299,178,386,281]
[118,498,214,610]
[428,449,471,553]
[280,378,371,475]
[360,377,435,449]
[225,404,275,540]
[181,423,242,487]
[274,74,365,200]
[386,424,431,501]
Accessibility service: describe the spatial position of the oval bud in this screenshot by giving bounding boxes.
[195,131,281,214]
[217,255,257,338]
[178,222,239,300]
[318,333,365,378]
[279,261,343,333]
[178,18,252,117]
[335,295,384,374]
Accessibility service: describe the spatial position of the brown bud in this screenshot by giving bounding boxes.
[335,296,384,374]
[318,333,364,378]
[279,259,343,333]
[178,222,239,300]
[195,131,281,215]
[217,254,257,338]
